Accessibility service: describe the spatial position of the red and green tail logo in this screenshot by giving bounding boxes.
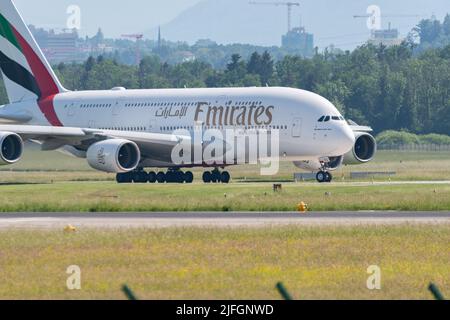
[0,13,60,98]
[0,12,63,126]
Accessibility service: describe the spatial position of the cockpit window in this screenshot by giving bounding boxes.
[319,115,345,122]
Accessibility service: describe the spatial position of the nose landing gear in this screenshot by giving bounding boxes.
[315,158,334,183]
[316,171,333,183]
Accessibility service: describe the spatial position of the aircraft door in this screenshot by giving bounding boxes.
[112,99,121,116]
[292,117,302,138]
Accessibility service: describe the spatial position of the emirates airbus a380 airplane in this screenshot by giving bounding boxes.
[0,0,376,184]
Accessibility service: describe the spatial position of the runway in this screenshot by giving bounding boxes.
[0,212,449,229]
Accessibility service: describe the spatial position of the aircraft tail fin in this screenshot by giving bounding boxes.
[0,0,67,103]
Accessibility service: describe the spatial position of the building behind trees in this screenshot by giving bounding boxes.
[281,27,314,57]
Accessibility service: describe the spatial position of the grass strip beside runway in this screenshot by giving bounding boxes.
[1,182,450,212]
[0,225,448,299]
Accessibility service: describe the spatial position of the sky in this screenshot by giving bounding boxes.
[152,0,449,49]
[14,0,201,38]
[12,0,450,50]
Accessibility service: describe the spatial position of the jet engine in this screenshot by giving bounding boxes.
[0,132,24,165]
[87,139,141,173]
[343,132,377,165]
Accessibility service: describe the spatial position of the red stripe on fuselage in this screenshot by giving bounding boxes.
[11,27,63,126]
[38,95,63,127]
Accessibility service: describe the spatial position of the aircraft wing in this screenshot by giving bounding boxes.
[0,125,190,162]
[0,110,33,123]
[350,125,373,133]
[0,125,89,142]
[347,120,373,133]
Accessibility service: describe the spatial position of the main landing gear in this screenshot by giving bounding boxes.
[202,168,231,184]
[154,169,194,184]
[116,169,194,184]
[316,171,333,183]
[116,168,231,184]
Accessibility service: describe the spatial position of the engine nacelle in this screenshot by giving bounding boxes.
[87,139,141,173]
[343,132,377,165]
[294,156,343,171]
[0,132,24,165]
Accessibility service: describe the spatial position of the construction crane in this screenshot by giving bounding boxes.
[121,34,144,65]
[249,1,300,33]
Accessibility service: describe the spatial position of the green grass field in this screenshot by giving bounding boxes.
[1,181,450,212]
[0,225,448,300]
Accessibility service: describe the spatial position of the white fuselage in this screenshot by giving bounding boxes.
[3,86,355,167]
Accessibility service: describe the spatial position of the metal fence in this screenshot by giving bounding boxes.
[378,144,450,152]
[350,171,396,179]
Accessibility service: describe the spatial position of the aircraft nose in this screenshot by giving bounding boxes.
[339,124,356,153]
[327,123,355,156]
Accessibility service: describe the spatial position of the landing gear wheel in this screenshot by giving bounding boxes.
[325,172,333,183]
[165,171,174,183]
[133,171,148,183]
[202,171,212,183]
[116,172,132,184]
[165,170,182,183]
[148,171,157,183]
[316,171,327,183]
[116,173,124,184]
[156,172,166,183]
[174,171,184,183]
[221,171,231,184]
[184,171,194,184]
[202,170,231,184]
[211,170,221,183]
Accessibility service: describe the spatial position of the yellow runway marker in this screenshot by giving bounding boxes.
[64,225,77,233]
[297,202,308,213]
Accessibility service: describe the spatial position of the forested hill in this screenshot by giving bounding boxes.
[0,43,449,135]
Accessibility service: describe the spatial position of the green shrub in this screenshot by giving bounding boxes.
[376,131,450,146]
[376,131,421,146]
[418,134,450,145]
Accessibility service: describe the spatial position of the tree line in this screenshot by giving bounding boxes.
[0,42,449,136]
[411,14,450,53]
